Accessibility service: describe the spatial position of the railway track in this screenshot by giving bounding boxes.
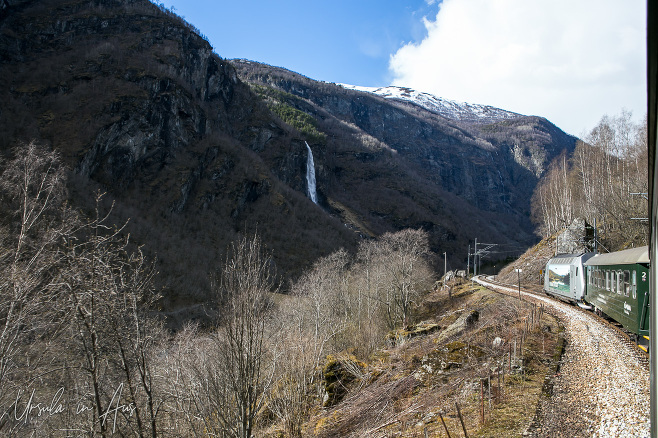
[474,275,650,438]
[476,275,649,366]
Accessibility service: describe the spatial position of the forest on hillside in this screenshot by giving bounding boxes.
[531,110,648,250]
[0,142,436,436]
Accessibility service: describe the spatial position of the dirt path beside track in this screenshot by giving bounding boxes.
[476,277,649,438]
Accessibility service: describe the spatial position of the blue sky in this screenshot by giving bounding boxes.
[158,0,433,87]
[158,0,646,137]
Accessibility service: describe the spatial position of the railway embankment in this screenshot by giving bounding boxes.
[497,235,557,286]
[303,281,565,438]
[476,276,650,438]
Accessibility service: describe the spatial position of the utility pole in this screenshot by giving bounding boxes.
[472,240,499,277]
[467,244,471,277]
[474,238,478,276]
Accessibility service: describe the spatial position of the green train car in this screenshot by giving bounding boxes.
[584,246,650,349]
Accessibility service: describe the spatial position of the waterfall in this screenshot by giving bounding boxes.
[305,142,318,204]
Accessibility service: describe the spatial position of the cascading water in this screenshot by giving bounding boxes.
[305,141,318,204]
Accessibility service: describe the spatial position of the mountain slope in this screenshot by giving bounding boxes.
[0,0,361,321]
[0,0,577,322]
[233,60,577,253]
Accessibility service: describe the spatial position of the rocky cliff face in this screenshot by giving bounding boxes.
[234,61,577,241]
[0,0,360,318]
[1,0,261,192]
[0,0,577,320]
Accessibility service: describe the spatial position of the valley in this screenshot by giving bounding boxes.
[0,1,647,437]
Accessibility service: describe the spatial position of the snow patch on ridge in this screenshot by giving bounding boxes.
[339,84,522,123]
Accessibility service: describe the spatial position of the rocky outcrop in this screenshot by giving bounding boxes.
[556,217,594,255]
[385,322,442,346]
[0,0,31,12]
[436,310,480,343]
[322,354,366,407]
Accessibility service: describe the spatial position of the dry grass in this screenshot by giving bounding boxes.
[303,283,564,438]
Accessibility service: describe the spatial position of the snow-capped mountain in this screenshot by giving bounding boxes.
[339,84,521,124]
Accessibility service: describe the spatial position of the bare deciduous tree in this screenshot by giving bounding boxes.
[379,229,433,329]
[532,111,648,247]
[0,142,72,430]
[200,234,277,438]
[291,249,350,380]
[55,193,162,437]
[265,312,317,438]
[0,145,164,436]
[350,239,391,354]
[0,142,445,436]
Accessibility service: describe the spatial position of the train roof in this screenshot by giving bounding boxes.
[584,246,649,266]
[547,252,595,265]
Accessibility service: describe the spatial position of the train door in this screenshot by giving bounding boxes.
[572,264,583,300]
[637,265,650,352]
[571,265,577,299]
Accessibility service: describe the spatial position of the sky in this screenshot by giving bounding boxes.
[158,0,646,137]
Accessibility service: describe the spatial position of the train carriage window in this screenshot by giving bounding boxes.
[612,270,615,292]
[610,271,613,293]
[599,270,605,289]
[623,271,630,297]
[598,269,602,288]
[612,271,617,294]
[632,270,637,299]
[610,271,614,294]
[591,269,595,286]
[605,271,609,291]
[617,271,622,295]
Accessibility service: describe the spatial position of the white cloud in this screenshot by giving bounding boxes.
[389,0,646,136]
